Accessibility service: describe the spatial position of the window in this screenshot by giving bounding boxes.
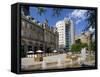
[22,21,26,28]
[28,45,33,51]
[27,23,30,29]
[22,21,25,26]
[21,30,24,36]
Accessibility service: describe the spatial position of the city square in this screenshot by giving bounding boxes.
[21,6,96,70]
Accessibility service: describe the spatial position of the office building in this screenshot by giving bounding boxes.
[56,18,75,50]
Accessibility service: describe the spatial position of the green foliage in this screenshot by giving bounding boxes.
[52,8,62,17]
[37,7,46,16]
[36,7,62,17]
[89,41,95,51]
[81,43,88,48]
[71,43,87,52]
[71,44,81,52]
[86,10,96,28]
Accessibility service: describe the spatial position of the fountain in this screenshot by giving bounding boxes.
[81,48,87,61]
[42,61,46,69]
[57,58,62,68]
[79,47,87,66]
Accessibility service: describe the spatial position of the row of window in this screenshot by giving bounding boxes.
[21,29,44,41]
[21,20,58,44]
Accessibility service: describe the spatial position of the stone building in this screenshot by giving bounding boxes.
[21,14,59,57]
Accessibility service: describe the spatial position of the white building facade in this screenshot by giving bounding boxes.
[56,18,75,50]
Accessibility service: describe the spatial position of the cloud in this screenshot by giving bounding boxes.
[69,9,87,24]
[76,19,81,24]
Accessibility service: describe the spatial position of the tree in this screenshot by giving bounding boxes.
[71,43,87,53]
[71,44,81,52]
[37,7,46,16]
[89,41,95,51]
[36,7,62,17]
[52,8,62,17]
[82,10,96,52]
[86,10,96,28]
[87,10,96,51]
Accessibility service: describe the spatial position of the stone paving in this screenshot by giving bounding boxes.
[21,53,95,70]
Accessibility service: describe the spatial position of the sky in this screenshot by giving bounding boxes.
[29,6,89,36]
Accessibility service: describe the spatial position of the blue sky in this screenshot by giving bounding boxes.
[29,6,89,36]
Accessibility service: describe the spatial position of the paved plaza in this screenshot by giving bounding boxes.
[21,52,95,70]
